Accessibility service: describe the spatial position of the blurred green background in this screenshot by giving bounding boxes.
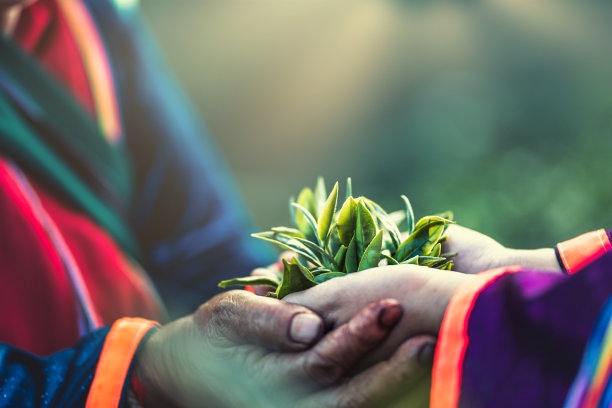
[141,0,612,249]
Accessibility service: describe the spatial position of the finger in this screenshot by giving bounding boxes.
[298,298,403,387]
[196,290,323,351]
[250,268,277,296]
[297,335,436,408]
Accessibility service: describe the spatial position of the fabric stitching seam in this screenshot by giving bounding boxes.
[558,245,572,274]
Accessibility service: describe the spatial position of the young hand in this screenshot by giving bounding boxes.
[443,224,561,274]
[285,264,476,368]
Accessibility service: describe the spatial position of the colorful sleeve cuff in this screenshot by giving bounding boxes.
[430,266,521,408]
[557,229,612,275]
[85,317,159,408]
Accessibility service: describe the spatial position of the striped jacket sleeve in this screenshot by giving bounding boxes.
[0,318,156,408]
[431,230,612,408]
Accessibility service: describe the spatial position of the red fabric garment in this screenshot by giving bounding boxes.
[14,0,96,117]
[0,157,161,356]
[36,180,162,326]
[0,160,79,356]
[0,0,162,356]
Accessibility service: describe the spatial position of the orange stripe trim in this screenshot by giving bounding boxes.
[430,266,522,408]
[557,229,612,275]
[86,318,159,408]
[56,0,122,143]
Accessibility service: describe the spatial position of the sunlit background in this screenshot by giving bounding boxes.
[141,0,612,249]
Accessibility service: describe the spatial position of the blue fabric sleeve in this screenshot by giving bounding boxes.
[0,327,110,408]
[86,1,275,317]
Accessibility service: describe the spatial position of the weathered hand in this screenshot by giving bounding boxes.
[134,290,434,408]
[443,224,561,274]
[285,264,475,369]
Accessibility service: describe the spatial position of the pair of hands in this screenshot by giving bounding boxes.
[134,224,561,408]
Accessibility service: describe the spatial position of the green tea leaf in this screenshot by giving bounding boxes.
[401,195,415,234]
[310,267,332,276]
[381,252,399,265]
[365,199,402,249]
[293,236,334,267]
[317,182,338,242]
[429,243,442,257]
[276,259,318,299]
[402,255,419,265]
[252,231,321,266]
[395,219,446,262]
[294,258,317,279]
[271,227,305,238]
[320,223,342,267]
[337,197,357,246]
[432,210,454,222]
[358,230,383,271]
[315,272,346,283]
[355,199,377,258]
[418,256,447,266]
[345,177,352,201]
[382,236,396,253]
[218,276,280,289]
[345,236,359,273]
[416,224,445,256]
[314,177,327,217]
[296,188,316,236]
[333,245,348,270]
[400,255,444,266]
[325,223,341,255]
[292,203,321,245]
[414,216,454,232]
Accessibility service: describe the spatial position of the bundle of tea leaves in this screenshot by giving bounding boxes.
[219,178,455,298]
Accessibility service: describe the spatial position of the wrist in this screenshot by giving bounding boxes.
[133,327,179,408]
[427,272,480,332]
[505,248,562,273]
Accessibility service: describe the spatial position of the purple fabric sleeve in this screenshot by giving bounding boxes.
[455,251,612,408]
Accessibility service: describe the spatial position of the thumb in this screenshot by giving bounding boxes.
[196,290,324,351]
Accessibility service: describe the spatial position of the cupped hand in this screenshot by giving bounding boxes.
[443,224,561,274]
[285,264,476,368]
[134,290,435,408]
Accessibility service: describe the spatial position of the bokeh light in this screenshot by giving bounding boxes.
[142,0,612,249]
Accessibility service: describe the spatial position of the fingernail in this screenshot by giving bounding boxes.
[290,313,323,344]
[378,304,403,328]
[418,342,436,365]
